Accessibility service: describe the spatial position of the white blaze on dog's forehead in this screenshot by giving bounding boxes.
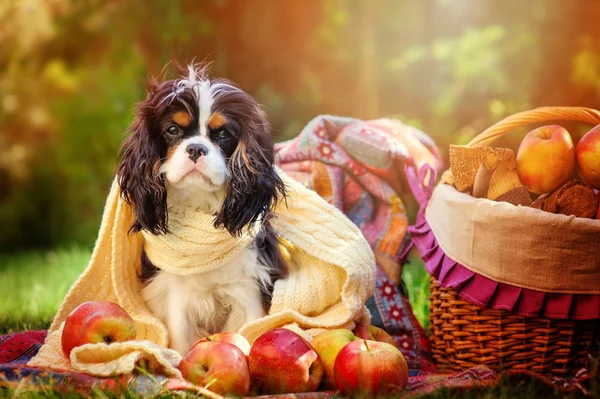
[178,65,213,136]
[197,81,213,137]
[185,65,200,95]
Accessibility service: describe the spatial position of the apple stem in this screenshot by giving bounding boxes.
[363,339,370,351]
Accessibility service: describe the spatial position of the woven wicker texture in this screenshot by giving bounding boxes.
[429,278,597,377]
[430,106,600,378]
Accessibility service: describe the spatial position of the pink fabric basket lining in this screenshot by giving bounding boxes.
[405,164,600,321]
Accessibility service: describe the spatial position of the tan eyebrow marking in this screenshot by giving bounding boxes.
[172,111,193,127]
[207,112,228,130]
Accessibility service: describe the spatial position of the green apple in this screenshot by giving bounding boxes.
[310,329,359,389]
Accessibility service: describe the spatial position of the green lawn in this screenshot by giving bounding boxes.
[0,248,594,398]
[0,247,89,334]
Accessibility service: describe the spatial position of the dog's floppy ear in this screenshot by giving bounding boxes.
[214,107,286,237]
[117,98,168,235]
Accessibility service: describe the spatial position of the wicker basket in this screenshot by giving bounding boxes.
[429,278,598,376]
[420,107,600,378]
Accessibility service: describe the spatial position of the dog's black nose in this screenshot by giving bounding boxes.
[186,143,208,162]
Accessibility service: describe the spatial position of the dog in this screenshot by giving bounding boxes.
[116,63,287,355]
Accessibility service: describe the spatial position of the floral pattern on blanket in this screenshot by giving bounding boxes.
[275,115,442,371]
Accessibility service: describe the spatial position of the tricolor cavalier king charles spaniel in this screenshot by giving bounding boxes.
[117,63,286,354]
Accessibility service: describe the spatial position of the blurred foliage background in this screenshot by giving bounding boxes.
[2,0,600,251]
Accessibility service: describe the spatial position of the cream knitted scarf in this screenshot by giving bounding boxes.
[28,168,376,378]
[141,208,258,275]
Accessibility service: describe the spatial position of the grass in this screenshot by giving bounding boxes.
[0,247,89,334]
[401,254,430,331]
[0,248,595,398]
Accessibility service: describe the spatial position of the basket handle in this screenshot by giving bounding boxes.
[467,106,600,147]
[439,106,600,184]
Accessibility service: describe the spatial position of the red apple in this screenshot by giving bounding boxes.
[353,323,398,348]
[334,339,408,397]
[192,332,251,356]
[596,190,600,219]
[61,301,137,359]
[178,341,250,396]
[577,125,600,189]
[248,328,324,394]
[516,125,575,194]
[310,329,359,389]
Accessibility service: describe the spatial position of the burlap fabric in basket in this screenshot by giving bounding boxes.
[406,107,600,378]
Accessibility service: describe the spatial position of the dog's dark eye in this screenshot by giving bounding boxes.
[216,129,230,140]
[166,125,180,136]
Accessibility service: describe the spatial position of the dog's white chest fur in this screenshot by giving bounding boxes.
[141,246,269,355]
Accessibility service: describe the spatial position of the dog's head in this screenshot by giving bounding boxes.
[117,63,285,236]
